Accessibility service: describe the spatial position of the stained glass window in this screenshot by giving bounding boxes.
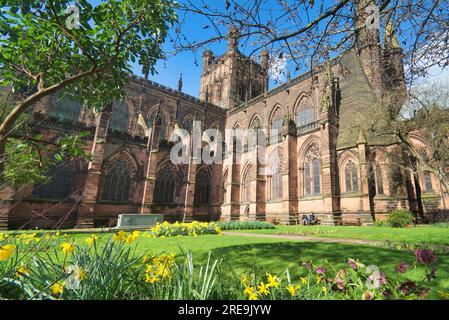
[270,108,284,143]
[154,166,175,203]
[49,94,81,124]
[296,108,315,127]
[101,160,131,202]
[313,158,321,194]
[242,166,252,203]
[194,169,211,206]
[110,101,129,133]
[424,172,433,193]
[305,163,311,195]
[345,160,359,193]
[303,144,321,196]
[32,164,74,200]
[268,156,282,200]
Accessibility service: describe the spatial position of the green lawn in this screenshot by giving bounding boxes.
[63,233,449,298]
[227,225,449,245]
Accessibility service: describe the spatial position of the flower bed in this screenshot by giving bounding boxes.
[0,230,446,300]
[216,221,275,230]
[149,221,221,238]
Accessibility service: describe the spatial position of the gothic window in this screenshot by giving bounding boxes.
[296,108,315,127]
[49,94,81,123]
[303,143,321,196]
[248,116,262,150]
[268,154,282,200]
[242,166,253,203]
[215,82,222,100]
[270,107,284,143]
[344,160,359,193]
[194,169,211,206]
[101,160,132,202]
[375,165,384,195]
[154,166,176,203]
[424,172,433,193]
[110,101,129,133]
[32,164,75,200]
[147,110,167,141]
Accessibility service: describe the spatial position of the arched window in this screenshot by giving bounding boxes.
[248,116,262,150]
[296,107,315,127]
[424,172,433,193]
[268,154,282,200]
[313,158,321,194]
[344,160,359,193]
[242,166,253,203]
[270,107,284,143]
[49,94,81,123]
[101,160,131,202]
[375,165,384,195]
[194,169,211,206]
[154,166,175,203]
[32,164,75,200]
[110,101,129,133]
[147,110,167,141]
[303,143,321,196]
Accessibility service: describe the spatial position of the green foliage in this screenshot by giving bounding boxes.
[3,131,92,186]
[217,221,276,230]
[0,232,441,300]
[388,210,415,228]
[374,220,389,227]
[0,0,178,110]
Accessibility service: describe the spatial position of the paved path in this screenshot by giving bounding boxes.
[223,231,382,246]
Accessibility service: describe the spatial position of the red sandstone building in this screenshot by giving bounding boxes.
[1,4,447,230]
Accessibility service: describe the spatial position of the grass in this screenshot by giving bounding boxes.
[227,225,449,245]
[62,233,449,298]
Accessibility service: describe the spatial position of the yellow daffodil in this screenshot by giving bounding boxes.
[315,275,322,284]
[51,282,64,295]
[112,230,127,242]
[266,274,280,288]
[322,286,328,294]
[257,282,270,296]
[85,235,99,246]
[15,265,30,277]
[300,277,308,285]
[241,274,249,285]
[244,286,255,296]
[248,292,258,300]
[60,242,75,255]
[75,267,87,281]
[0,244,16,261]
[287,284,300,296]
[145,274,159,284]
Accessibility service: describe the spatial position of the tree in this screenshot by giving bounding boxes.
[0,0,177,181]
[369,82,449,194]
[171,0,448,84]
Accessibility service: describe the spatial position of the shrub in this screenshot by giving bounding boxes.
[216,221,275,230]
[374,220,389,227]
[388,210,415,228]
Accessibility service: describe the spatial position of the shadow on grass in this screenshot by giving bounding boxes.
[204,242,449,293]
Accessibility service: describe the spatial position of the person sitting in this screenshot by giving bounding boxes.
[309,212,316,225]
[301,214,308,225]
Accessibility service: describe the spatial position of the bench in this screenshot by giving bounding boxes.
[340,217,362,226]
[115,214,164,230]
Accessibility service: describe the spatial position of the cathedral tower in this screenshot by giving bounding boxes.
[200,27,269,109]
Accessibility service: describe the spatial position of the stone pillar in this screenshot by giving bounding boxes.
[356,130,374,224]
[140,119,161,214]
[183,162,197,223]
[320,108,340,224]
[76,105,111,228]
[280,121,298,224]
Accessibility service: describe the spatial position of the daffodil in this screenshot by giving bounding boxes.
[86,235,99,246]
[75,267,87,281]
[15,265,30,277]
[248,292,258,300]
[112,230,127,242]
[145,274,159,284]
[300,277,308,285]
[266,274,280,288]
[0,244,16,261]
[51,282,64,295]
[322,286,328,294]
[61,242,75,255]
[257,282,270,296]
[287,284,300,296]
[244,286,255,296]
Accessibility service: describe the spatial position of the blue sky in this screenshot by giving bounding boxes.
[127,1,449,97]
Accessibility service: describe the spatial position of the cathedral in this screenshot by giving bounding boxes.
[1,2,447,230]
